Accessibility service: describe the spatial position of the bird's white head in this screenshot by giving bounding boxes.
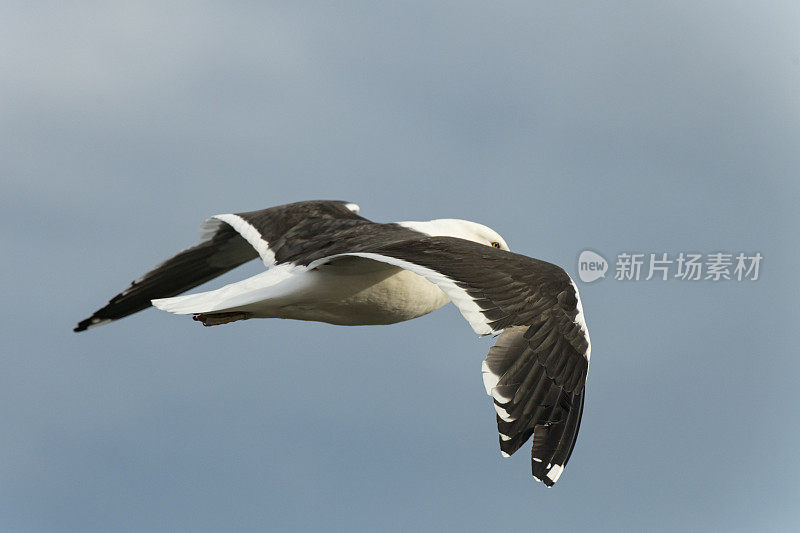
[398,219,510,251]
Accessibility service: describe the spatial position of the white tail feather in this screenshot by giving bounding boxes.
[152,264,307,315]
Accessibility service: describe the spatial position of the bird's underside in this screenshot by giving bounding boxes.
[155,257,451,327]
[75,200,591,486]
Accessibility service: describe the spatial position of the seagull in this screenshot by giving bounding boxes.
[75,200,590,486]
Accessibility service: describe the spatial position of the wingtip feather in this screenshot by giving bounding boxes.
[73,316,112,333]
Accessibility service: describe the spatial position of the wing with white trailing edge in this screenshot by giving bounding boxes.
[74,200,366,331]
[73,220,257,331]
[309,236,591,486]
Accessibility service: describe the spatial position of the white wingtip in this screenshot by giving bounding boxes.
[546,464,564,483]
[494,403,516,422]
[84,318,112,330]
[482,362,514,405]
[481,360,499,394]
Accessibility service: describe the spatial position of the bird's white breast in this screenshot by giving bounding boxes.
[249,257,451,325]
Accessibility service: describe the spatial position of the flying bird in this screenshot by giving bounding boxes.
[75,200,591,486]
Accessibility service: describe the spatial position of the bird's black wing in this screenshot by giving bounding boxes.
[308,236,591,486]
[74,200,366,331]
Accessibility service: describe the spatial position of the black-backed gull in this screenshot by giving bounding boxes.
[75,200,591,486]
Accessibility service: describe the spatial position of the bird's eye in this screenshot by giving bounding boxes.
[491,242,501,249]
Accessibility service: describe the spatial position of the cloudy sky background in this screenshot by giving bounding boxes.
[2,2,799,531]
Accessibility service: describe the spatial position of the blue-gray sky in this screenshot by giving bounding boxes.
[2,2,799,531]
